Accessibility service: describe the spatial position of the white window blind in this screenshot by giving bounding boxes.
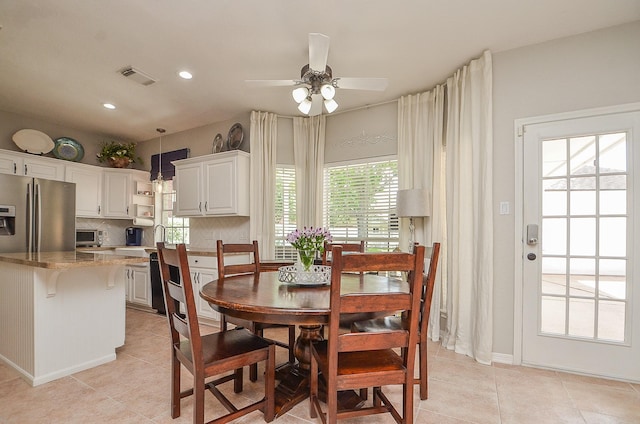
[323,159,399,252]
[275,166,297,260]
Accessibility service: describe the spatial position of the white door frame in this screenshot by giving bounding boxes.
[513,102,640,367]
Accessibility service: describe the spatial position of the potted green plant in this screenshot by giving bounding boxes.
[96,141,143,168]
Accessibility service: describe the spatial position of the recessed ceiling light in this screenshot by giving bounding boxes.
[103,103,116,110]
[178,70,193,80]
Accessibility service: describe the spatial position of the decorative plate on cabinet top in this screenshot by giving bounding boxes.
[52,137,85,161]
[12,129,55,154]
[227,123,244,150]
[212,133,224,153]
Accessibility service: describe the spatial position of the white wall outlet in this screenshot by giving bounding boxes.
[239,232,249,242]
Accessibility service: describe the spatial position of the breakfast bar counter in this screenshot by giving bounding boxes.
[0,251,146,386]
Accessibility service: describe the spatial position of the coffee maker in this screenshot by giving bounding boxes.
[125,227,143,246]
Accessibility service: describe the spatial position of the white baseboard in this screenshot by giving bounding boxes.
[492,352,514,364]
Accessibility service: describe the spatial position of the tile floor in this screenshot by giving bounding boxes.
[0,308,639,423]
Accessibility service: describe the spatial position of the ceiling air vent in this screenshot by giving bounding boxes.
[119,66,157,86]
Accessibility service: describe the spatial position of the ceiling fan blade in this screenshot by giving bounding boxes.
[309,95,323,116]
[308,33,330,72]
[334,77,389,91]
[245,79,298,87]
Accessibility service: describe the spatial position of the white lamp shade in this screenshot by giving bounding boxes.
[298,97,312,114]
[396,188,430,217]
[324,98,338,113]
[292,86,309,103]
[320,83,335,100]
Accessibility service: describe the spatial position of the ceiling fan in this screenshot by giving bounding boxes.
[246,33,388,116]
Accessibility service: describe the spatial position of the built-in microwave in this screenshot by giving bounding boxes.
[76,229,103,247]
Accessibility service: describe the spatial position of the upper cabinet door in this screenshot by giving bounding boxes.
[174,162,204,216]
[65,164,103,217]
[103,170,131,218]
[203,159,236,215]
[23,157,64,181]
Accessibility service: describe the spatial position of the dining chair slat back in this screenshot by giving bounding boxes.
[309,244,425,424]
[351,242,441,400]
[157,242,275,424]
[322,241,365,265]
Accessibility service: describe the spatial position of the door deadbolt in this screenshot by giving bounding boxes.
[527,253,536,261]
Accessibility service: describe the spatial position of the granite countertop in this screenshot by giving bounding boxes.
[0,251,148,270]
[77,246,217,256]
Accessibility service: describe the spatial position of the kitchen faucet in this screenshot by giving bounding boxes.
[153,224,166,243]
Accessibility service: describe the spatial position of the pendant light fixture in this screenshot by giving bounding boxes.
[154,128,166,193]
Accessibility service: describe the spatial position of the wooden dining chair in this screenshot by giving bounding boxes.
[157,242,275,424]
[321,240,365,265]
[216,240,296,381]
[351,242,441,400]
[309,244,425,424]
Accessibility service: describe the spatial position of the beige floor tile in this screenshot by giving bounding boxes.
[495,366,575,410]
[429,355,496,392]
[419,378,501,424]
[2,307,640,424]
[581,410,640,424]
[564,381,640,422]
[500,405,585,424]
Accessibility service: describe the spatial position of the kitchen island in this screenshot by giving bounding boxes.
[0,251,147,386]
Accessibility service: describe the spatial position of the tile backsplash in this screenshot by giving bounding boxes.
[76,216,249,247]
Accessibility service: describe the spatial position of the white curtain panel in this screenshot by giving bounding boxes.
[442,50,494,364]
[249,111,278,259]
[398,86,447,341]
[293,115,326,228]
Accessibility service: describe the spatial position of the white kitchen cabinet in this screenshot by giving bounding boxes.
[173,150,249,217]
[0,149,64,181]
[102,170,132,218]
[187,255,220,321]
[173,161,204,216]
[23,156,65,181]
[125,264,151,307]
[65,163,103,217]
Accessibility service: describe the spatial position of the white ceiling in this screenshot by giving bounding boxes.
[1,0,638,142]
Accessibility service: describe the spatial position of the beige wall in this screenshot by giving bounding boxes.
[0,109,128,169]
[492,20,640,355]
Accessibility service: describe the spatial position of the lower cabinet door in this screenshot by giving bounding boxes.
[192,268,220,321]
[128,265,151,307]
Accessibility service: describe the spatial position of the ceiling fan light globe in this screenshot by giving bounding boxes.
[298,98,313,115]
[324,98,338,113]
[292,87,309,103]
[320,84,335,100]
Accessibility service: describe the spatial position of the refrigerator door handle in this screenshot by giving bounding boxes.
[35,181,42,252]
[27,181,33,253]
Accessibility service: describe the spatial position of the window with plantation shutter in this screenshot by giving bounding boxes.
[323,158,399,252]
[274,166,298,260]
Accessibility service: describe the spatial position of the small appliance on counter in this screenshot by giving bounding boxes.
[76,229,103,247]
[125,226,143,246]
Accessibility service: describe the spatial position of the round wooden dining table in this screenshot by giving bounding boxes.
[199,270,408,417]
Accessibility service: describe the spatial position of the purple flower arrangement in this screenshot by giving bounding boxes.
[286,227,332,252]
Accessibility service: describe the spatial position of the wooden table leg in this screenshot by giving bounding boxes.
[273,324,321,416]
[273,324,364,418]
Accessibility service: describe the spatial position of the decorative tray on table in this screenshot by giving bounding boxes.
[278,265,331,286]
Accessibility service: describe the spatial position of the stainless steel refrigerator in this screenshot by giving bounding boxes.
[0,174,76,253]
